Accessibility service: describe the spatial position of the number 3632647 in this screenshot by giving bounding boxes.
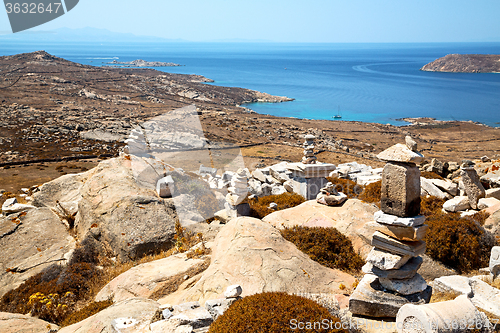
[5,2,62,14]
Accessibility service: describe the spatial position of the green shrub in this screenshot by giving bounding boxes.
[208,292,347,333]
[422,196,495,273]
[249,193,305,219]
[281,226,364,273]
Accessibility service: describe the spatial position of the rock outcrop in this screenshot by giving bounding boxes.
[163,217,356,305]
[0,208,75,299]
[0,312,59,333]
[421,54,500,73]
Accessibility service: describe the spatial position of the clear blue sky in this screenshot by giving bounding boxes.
[1,0,499,42]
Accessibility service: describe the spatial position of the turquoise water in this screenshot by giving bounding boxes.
[1,41,499,126]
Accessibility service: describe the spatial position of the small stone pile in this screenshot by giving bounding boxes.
[225,169,250,218]
[349,137,432,318]
[301,134,317,164]
[316,182,347,206]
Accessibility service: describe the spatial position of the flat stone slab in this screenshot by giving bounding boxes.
[371,231,426,257]
[379,273,428,295]
[362,256,423,280]
[349,274,432,318]
[443,196,471,212]
[374,211,425,227]
[365,221,428,242]
[377,144,424,165]
[366,248,412,270]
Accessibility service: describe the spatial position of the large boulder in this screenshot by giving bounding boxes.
[0,208,76,298]
[95,252,208,303]
[0,312,59,333]
[62,156,178,262]
[58,298,159,333]
[262,199,378,258]
[164,217,356,305]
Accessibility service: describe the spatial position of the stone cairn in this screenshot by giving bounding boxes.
[349,137,432,318]
[316,182,347,206]
[225,169,250,218]
[301,134,317,164]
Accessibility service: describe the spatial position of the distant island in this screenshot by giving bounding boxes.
[105,59,182,67]
[421,54,500,73]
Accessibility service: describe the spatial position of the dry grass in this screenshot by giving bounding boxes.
[429,290,461,303]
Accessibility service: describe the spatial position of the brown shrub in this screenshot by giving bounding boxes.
[208,292,347,333]
[249,193,305,219]
[326,177,364,199]
[281,226,364,273]
[60,300,113,327]
[421,171,444,180]
[423,196,495,273]
[358,180,381,205]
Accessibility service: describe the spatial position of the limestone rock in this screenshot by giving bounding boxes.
[371,231,425,257]
[364,221,428,242]
[365,248,411,270]
[379,273,428,295]
[478,197,500,210]
[95,252,207,303]
[468,277,500,318]
[374,210,425,227]
[430,178,458,196]
[429,275,472,296]
[490,246,500,276]
[405,136,417,152]
[349,274,432,318]
[377,143,424,164]
[0,312,59,333]
[461,167,486,209]
[156,175,174,198]
[262,199,378,258]
[381,162,421,217]
[486,188,500,200]
[420,177,448,200]
[0,208,76,299]
[251,169,267,183]
[166,217,356,304]
[224,285,242,298]
[58,298,159,333]
[362,256,423,280]
[443,196,471,212]
[205,298,239,320]
[74,156,178,262]
[481,173,500,188]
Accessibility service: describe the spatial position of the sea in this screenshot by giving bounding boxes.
[1,41,500,126]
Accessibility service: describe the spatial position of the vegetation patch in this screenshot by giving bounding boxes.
[358,180,381,205]
[249,193,305,219]
[326,177,364,199]
[208,292,347,333]
[281,226,364,273]
[421,171,445,180]
[60,300,113,327]
[422,196,495,273]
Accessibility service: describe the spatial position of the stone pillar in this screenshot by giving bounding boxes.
[349,139,431,318]
[460,161,486,210]
[396,295,490,333]
[225,169,250,218]
[301,134,317,164]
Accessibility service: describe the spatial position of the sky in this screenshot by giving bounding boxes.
[1,0,499,43]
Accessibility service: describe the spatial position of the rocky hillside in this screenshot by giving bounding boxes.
[421,54,500,73]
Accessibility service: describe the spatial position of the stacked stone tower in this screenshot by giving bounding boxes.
[301,134,317,164]
[225,169,250,218]
[349,137,432,318]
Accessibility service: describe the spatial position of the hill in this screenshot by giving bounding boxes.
[421,54,500,73]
